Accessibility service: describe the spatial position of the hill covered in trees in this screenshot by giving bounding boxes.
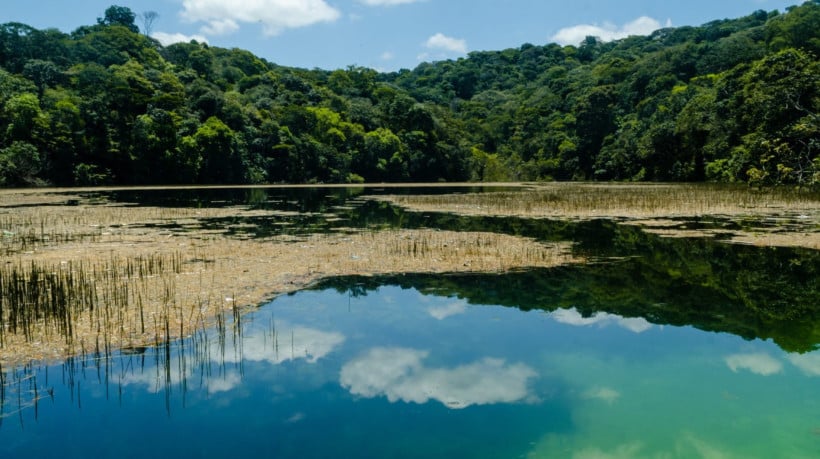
[0,2,818,187]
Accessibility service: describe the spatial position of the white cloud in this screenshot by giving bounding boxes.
[121,363,185,394]
[120,358,240,394]
[725,353,783,376]
[151,31,209,46]
[427,301,467,320]
[225,323,346,365]
[572,442,645,459]
[425,32,468,54]
[359,0,422,5]
[551,16,666,46]
[551,308,653,333]
[582,386,621,404]
[380,51,395,61]
[787,351,820,376]
[201,18,239,35]
[206,371,242,394]
[120,323,343,396]
[340,347,538,409]
[180,0,341,36]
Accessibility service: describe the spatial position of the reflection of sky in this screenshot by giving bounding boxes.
[6,285,820,459]
[224,323,346,365]
[120,361,187,394]
[582,386,621,404]
[787,351,820,376]
[725,351,820,377]
[427,301,468,320]
[122,323,344,395]
[551,308,653,333]
[533,434,736,459]
[340,347,538,409]
[725,353,783,375]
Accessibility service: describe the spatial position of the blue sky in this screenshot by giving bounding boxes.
[1,0,803,71]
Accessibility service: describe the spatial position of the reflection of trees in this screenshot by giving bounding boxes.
[314,220,820,353]
[0,319,344,428]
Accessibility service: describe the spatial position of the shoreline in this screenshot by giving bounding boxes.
[2,183,817,366]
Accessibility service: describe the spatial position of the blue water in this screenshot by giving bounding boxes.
[2,285,819,458]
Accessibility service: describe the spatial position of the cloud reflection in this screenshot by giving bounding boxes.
[725,353,783,376]
[120,360,241,395]
[582,386,621,404]
[787,351,820,376]
[340,347,537,409]
[223,323,346,365]
[551,308,653,333]
[122,323,344,395]
[206,371,242,394]
[427,301,467,320]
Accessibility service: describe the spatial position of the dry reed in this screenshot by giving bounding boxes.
[374,183,820,248]
[0,188,577,366]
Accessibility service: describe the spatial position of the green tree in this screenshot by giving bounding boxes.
[2,92,46,144]
[0,141,42,186]
[97,5,140,34]
[191,116,245,184]
[738,48,819,185]
[356,127,404,181]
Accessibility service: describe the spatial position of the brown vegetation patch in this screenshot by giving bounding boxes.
[0,189,576,365]
[374,183,820,249]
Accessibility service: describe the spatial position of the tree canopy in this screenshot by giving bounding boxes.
[0,2,818,187]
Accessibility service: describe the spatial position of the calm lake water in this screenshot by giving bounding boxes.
[1,187,818,458]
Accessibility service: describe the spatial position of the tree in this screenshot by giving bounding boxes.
[738,48,819,185]
[97,6,139,34]
[22,59,63,95]
[191,116,245,184]
[2,92,46,144]
[140,11,159,36]
[0,141,42,186]
[42,88,83,185]
[356,127,405,181]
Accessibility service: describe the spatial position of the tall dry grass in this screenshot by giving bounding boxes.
[376,183,820,219]
[0,189,578,366]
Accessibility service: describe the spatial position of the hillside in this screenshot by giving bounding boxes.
[0,2,818,187]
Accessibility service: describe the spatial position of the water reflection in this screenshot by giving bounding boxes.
[724,353,784,376]
[551,307,653,333]
[580,386,621,404]
[722,350,820,378]
[224,323,345,365]
[787,352,820,376]
[2,284,819,458]
[340,347,537,409]
[426,300,468,320]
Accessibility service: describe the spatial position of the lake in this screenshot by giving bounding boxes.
[1,185,818,458]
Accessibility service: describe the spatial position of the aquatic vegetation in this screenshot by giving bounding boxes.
[0,187,577,365]
[375,182,820,249]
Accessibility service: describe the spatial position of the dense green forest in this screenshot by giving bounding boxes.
[0,3,818,187]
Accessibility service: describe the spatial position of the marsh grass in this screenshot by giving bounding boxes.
[0,201,291,256]
[377,183,819,218]
[375,183,820,248]
[0,189,577,366]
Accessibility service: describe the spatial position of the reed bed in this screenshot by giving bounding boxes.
[0,201,294,256]
[374,183,820,248]
[0,189,579,366]
[376,183,820,219]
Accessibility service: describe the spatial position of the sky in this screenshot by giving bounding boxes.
[1,0,804,72]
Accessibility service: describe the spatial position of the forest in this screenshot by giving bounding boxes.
[0,2,818,187]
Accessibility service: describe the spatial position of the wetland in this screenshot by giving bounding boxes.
[1,183,818,458]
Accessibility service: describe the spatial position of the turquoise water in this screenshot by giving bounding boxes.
[2,284,818,458]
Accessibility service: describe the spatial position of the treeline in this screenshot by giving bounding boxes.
[0,3,818,187]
